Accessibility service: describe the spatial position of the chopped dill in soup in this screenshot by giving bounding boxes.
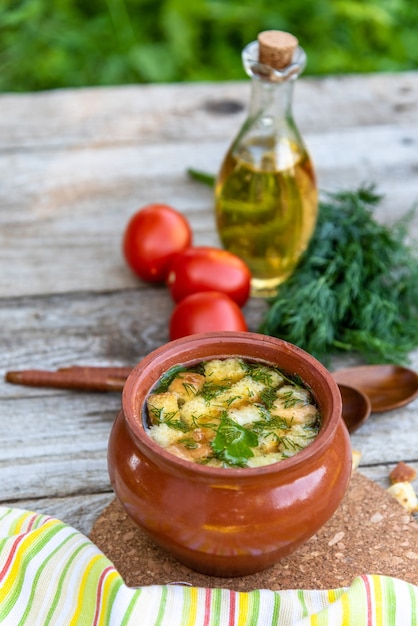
[145,358,321,468]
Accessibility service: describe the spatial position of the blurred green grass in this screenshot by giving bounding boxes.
[1,0,417,92]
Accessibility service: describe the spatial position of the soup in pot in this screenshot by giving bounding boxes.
[145,357,321,468]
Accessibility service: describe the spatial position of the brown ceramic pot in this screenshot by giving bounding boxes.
[108,331,351,577]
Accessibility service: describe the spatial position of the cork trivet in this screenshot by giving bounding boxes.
[90,473,418,590]
[258,30,298,70]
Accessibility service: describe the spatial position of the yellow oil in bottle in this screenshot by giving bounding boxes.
[215,138,318,297]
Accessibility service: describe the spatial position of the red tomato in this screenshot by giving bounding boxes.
[167,246,251,306]
[123,204,192,283]
[169,291,248,340]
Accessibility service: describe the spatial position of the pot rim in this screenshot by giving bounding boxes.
[121,331,343,477]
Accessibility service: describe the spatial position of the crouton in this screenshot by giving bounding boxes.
[168,371,205,402]
[203,358,247,384]
[389,461,417,484]
[146,392,180,425]
[387,481,418,513]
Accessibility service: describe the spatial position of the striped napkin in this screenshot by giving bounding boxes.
[1,505,417,625]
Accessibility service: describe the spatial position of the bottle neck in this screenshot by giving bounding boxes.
[240,39,305,137]
[248,78,294,123]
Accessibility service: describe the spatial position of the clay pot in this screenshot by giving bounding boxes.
[108,331,351,577]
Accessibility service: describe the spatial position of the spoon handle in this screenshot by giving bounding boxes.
[5,365,132,392]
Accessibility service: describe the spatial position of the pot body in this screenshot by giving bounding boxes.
[108,332,351,577]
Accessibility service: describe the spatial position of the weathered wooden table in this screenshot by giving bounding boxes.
[1,73,418,535]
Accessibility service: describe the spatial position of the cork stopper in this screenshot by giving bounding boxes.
[258,30,298,70]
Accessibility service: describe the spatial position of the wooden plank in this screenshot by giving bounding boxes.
[0,73,417,150]
[350,399,418,467]
[5,493,114,536]
[1,290,417,508]
[0,392,118,500]
[0,125,417,298]
[0,290,267,384]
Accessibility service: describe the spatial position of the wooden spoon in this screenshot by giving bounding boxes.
[332,365,418,413]
[337,383,371,433]
[5,364,418,424]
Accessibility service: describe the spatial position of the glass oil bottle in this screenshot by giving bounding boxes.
[215,31,318,297]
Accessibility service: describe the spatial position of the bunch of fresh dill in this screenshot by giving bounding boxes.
[259,186,418,365]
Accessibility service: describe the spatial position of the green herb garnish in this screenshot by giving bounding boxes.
[165,419,190,432]
[259,387,277,409]
[179,438,199,449]
[200,382,229,404]
[211,415,258,467]
[278,436,303,452]
[182,382,199,397]
[154,365,189,392]
[246,364,275,385]
[279,391,304,409]
[252,415,289,434]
